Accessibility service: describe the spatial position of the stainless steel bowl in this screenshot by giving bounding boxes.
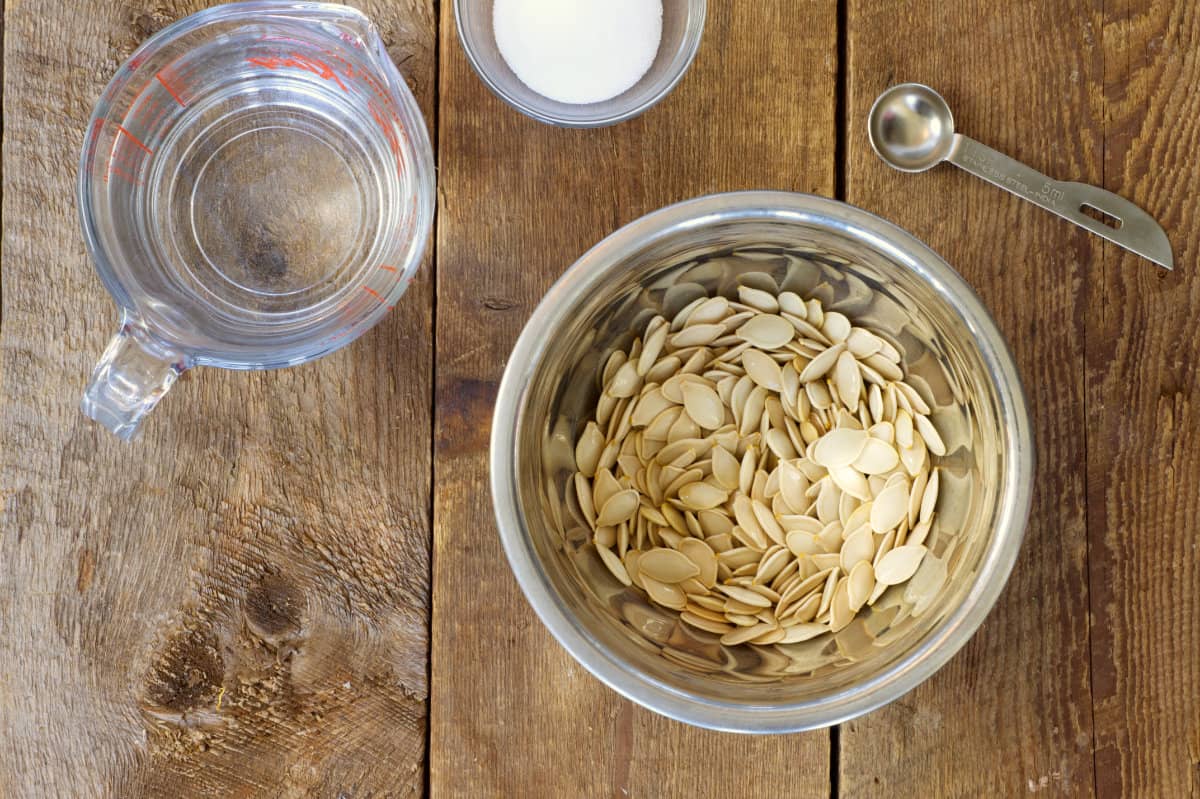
[491,192,1034,732]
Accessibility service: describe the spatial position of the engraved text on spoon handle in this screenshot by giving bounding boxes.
[948,135,1069,212]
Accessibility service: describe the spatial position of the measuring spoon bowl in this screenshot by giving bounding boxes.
[868,83,956,172]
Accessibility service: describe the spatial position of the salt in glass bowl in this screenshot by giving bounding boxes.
[454,0,707,128]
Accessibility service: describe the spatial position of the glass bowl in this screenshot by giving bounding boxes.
[490,192,1034,732]
[454,0,707,127]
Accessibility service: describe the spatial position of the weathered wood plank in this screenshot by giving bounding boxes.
[430,2,837,795]
[1087,3,1200,795]
[0,1,436,795]
[839,1,1099,794]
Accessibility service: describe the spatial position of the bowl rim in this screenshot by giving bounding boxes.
[452,0,708,128]
[490,191,1035,733]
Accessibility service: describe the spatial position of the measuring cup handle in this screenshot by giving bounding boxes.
[81,315,189,441]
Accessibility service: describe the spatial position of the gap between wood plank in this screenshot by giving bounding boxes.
[425,2,443,797]
[830,1,848,795]
[2,2,7,331]
[833,0,848,204]
[1083,0,1104,791]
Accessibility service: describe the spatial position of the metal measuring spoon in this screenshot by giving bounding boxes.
[868,83,1173,270]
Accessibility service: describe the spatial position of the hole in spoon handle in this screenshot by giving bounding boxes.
[1080,203,1123,229]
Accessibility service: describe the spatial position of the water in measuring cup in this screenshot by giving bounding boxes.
[91,36,416,363]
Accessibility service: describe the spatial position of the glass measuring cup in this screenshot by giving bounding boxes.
[78,1,435,440]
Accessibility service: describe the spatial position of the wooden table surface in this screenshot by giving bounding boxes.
[2,1,1198,796]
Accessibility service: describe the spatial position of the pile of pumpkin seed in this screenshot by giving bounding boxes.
[573,284,945,647]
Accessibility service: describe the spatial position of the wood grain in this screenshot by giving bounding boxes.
[430,2,837,795]
[3,1,1197,795]
[1087,3,1200,795]
[0,1,435,796]
[839,1,1100,795]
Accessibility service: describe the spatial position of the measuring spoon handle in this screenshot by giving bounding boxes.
[947,134,1173,270]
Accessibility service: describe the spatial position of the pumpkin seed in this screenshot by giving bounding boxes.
[597,545,632,585]
[574,472,597,528]
[715,583,773,608]
[806,380,833,411]
[681,612,735,635]
[780,622,828,643]
[840,525,876,571]
[639,547,701,583]
[920,468,939,523]
[847,327,882,357]
[863,353,903,381]
[575,422,605,477]
[822,311,852,343]
[816,569,840,615]
[678,538,719,587]
[678,480,729,511]
[742,349,784,392]
[642,575,688,609]
[867,420,894,443]
[689,296,730,325]
[900,433,927,476]
[596,490,640,527]
[812,552,842,571]
[873,528,897,568]
[798,342,845,383]
[720,622,775,646]
[812,428,869,468]
[830,578,853,631]
[906,519,932,549]
[669,323,726,350]
[875,545,927,585]
[867,382,884,423]
[834,350,863,409]
[847,561,874,612]
[830,464,871,501]
[778,291,807,317]
[915,413,947,456]
[737,286,780,313]
[737,314,794,349]
[594,526,617,549]
[751,498,787,546]
[870,481,908,533]
[645,355,681,385]
[689,593,726,613]
[853,437,899,475]
[895,408,914,448]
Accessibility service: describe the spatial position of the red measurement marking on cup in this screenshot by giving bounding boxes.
[247,52,348,92]
[322,50,356,80]
[338,31,365,50]
[146,99,171,130]
[157,72,186,107]
[378,265,398,272]
[361,286,393,310]
[107,163,143,186]
[114,124,154,155]
[130,94,162,125]
[259,34,318,46]
[367,99,405,177]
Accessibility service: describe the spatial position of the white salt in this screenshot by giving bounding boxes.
[493,0,664,105]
